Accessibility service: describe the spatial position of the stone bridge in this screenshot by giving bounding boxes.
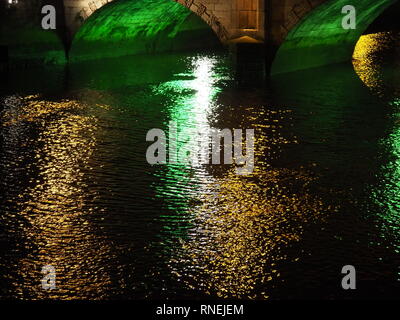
[64,0,326,45]
[1,0,398,74]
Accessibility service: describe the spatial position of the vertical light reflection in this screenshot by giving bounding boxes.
[373,97,400,256]
[164,55,222,172]
[354,32,400,264]
[149,55,222,247]
[2,95,114,299]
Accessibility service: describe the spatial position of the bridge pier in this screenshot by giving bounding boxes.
[229,40,267,85]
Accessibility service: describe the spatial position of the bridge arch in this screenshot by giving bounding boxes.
[68,0,229,62]
[271,0,399,75]
[72,0,229,42]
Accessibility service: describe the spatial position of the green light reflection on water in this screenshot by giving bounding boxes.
[354,33,400,268]
[149,55,224,241]
[378,97,400,230]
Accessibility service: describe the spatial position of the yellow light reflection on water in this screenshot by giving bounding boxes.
[2,95,114,299]
[353,32,395,95]
[155,58,340,298]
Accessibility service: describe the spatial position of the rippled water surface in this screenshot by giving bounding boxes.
[0,33,399,300]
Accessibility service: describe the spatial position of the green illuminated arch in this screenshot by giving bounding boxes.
[69,0,222,62]
[271,0,398,75]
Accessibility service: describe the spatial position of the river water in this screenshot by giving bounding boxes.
[0,32,399,300]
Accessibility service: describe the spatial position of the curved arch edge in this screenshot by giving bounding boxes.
[271,0,398,75]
